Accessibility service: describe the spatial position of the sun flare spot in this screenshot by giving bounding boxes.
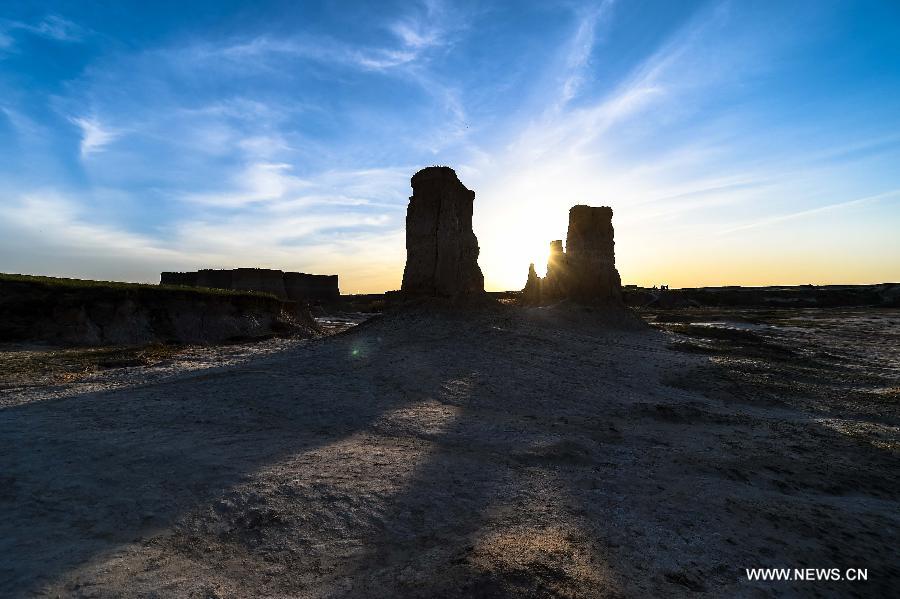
[484,233,554,289]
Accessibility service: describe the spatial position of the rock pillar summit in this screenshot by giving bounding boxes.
[401,166,485,298]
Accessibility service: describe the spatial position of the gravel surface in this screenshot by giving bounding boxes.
[1,304,897,597]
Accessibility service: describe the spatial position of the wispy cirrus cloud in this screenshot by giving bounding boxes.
[24,14,86,42]
[210,0,456,73]
[388,0,453,50]
[70,116,120,157]
[184,162,310,207]
[554,0,615,110]
[717,189,900,236]
[0,14,87,51]
[183,161,410,209]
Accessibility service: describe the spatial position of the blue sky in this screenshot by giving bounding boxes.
[1,0,898,292]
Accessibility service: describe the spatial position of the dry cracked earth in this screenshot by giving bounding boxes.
[1,304,898,597]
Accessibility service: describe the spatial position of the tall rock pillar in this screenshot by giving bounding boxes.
[401,166,485,297]
[564,205,622,303]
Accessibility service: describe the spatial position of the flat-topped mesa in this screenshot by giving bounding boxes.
[232,268,288,299]
[401,166,485,298]
[527,205,622,305]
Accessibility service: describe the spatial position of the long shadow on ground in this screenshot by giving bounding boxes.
[0,325,413,596]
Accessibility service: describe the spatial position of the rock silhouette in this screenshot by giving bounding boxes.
[160,269,339,303]
[0,275,319,345]
[401,166,485,298]
[561,205,622,303]
[522,263,541,304]
[524,205,622,305]
[283,272,340,304]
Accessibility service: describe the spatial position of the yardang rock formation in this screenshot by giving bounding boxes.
[524,205,622,305]
[401,166,485,298]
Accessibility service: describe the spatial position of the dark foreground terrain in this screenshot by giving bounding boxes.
[1,304,897,597]
[0,273,319,346]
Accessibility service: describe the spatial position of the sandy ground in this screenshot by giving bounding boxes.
[1,304,897,597]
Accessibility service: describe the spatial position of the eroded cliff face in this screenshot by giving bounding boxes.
[524,205,622,305]
[0,277,319,346]
[401,166,484,298]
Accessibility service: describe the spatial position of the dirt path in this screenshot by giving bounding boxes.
[1,305,897,597]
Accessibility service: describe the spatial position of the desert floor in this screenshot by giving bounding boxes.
[1,304,898,597]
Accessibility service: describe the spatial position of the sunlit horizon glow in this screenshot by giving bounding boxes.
[1,1,899,294]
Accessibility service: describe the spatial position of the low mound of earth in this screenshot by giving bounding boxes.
[0,274,319,346]
[1,304,897,597]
